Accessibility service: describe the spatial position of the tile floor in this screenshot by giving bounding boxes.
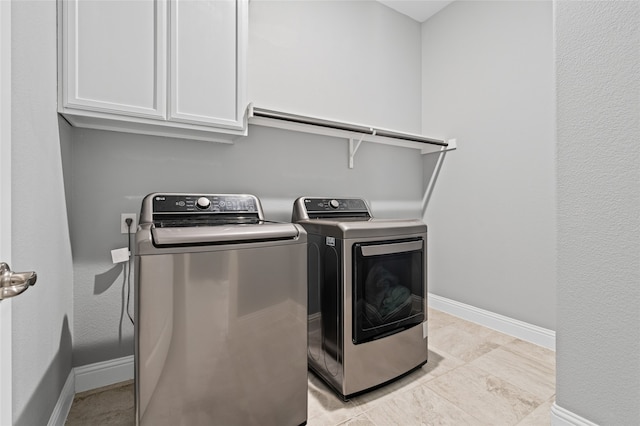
[65,308,555,425]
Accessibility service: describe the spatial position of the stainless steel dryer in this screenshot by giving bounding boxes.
[292,197,428,400]
[135,193,307,426]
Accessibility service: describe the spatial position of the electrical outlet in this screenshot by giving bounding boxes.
[121,213,137,234]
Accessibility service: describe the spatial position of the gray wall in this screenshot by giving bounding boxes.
[249,0,422,133]
[420,1,557,330]
[11,1,74,425]
[555,1,640,424]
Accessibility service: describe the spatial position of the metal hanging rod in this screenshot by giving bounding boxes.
[249,106,448,147]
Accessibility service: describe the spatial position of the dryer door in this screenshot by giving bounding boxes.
[352,238,425,345]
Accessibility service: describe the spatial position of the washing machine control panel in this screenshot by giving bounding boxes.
[152,194,259,214]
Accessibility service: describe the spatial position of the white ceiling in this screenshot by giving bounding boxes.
[377,1,454,23]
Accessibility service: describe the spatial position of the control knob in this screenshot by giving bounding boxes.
[196,197,211,210]
[329,199,340,209]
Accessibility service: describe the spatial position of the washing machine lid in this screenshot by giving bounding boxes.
[150,222,302,246]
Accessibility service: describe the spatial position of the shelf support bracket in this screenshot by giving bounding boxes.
[348,134,366,169]
[422,139,457,215]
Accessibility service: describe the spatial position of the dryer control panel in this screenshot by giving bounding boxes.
[304,198,368,213]
[292,197,371,221]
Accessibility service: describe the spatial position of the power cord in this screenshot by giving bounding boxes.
[125,218,134,325]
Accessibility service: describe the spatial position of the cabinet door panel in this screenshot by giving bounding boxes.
[170,0,242,128]
[61,0,166,118]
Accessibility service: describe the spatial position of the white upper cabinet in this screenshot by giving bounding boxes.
[60,0,167,119]
[170,0,243,127]
[58,0,247,143]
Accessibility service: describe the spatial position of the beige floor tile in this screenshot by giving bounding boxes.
[502,338,556,367]
[427,307,461,331]
[335,412,377,426]
[308,373,362,424]
[516,397,554,426]
[419,347,466,382]
[364,384,488,426]
[429,308,516,362]
[428,323,510,363]
[471,346,555,401]
[425,364,543,425]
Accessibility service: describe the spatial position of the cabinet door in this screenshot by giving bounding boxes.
[170,0,246,129]
[60,0,167,119]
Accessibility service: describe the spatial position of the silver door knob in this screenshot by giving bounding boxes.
[0,262,37,300]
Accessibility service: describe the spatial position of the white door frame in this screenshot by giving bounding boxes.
[0,0,13,424]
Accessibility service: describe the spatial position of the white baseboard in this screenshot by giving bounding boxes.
[47,370,75,426]
[74,355,134,393]
[551,403,599,426]
[428,293,556,351]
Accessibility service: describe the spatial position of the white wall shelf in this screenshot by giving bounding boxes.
[247,105,457,168]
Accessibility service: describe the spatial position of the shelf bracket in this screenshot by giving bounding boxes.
[421,139,457,215]
[348,134,366,169]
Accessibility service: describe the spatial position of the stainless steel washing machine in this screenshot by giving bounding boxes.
[135,193,307,426]
[292,197,428,400]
